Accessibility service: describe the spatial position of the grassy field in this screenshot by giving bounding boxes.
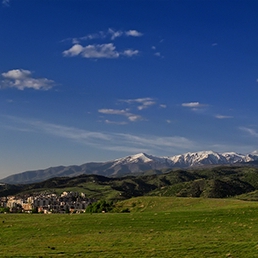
[1,197,258,257]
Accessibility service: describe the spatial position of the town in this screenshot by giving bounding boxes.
[0,191,96,214]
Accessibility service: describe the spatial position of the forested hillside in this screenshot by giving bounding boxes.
[1,165,258,200]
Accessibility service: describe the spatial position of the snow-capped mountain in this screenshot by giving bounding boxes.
[1,151,258,184]
[112,150,258,168]
[112,152,173,168]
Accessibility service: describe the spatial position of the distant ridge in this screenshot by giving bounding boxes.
[1,150,258,184]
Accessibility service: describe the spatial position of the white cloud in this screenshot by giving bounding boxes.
[63,43,140,59]
[108,29,143,39]
[2,69,31,80]
[63,31,106,44]
[160,104,167,108]
[182,102,205,108]
[63,28,142,59]
[128,115,142,122]
[65,28,143,44]
[181,102,209,113]
[98,108,143,122]
[125,30,143,37]
[99,109,129,115]
[123,49,139,57]
[138,102,155,110]
[1,69,55,90]
[215,115,233,119]
[63,43,120,59]
[62,44,84,56]
[108,28,123,40]
[98,98,157,123]
[120,97,156,110]
[79,43,119,59]
[82,31,106,41]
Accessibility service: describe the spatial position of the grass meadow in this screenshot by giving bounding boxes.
[1,197,258,257]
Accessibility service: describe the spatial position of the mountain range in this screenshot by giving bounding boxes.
[1,150,258,184]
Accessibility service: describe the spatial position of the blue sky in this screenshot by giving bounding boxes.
[0,0,258,177]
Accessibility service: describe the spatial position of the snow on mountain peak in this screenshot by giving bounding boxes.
[113,153,153,166]
[129,153,153,162]
[113,150,258,169]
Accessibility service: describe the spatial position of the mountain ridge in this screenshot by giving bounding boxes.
[1,150,258,184]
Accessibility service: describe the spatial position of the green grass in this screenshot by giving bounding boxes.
[237,190,258,201]
[1,197,258,257]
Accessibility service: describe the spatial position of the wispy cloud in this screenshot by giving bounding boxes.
[115,133,195,151]
[2,0,10,6]
[63,28,142,59]
[69,28,143,42]
[98,97,163,124]
[209,143,254,154]
[0,69,55,90]
[104,146,150,153]
[123,49,139,57]
[120,97,156,110]
[33,121,111,142]
[182,101,208,111]
[3,116,195,154]
[215,115,233,119]
[104,120,127,125]
[151,45,164,58]
[125,30,143,37]
[98,108,143,122]
[63,43,139,59]
[5,115,255,156]
[63,43,120,59]
[108,29,123,40]
[240,127,258,138]
[182,102,206,108]
[98,98,158,124]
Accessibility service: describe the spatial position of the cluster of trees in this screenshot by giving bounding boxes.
[86,200,130,213]
[86,200,114,213]
[0,207,10,213]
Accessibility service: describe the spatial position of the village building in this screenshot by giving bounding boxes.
[0,191,95,213]
[0,192,96,214]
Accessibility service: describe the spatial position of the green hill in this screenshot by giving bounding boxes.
[1,165,258,200]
